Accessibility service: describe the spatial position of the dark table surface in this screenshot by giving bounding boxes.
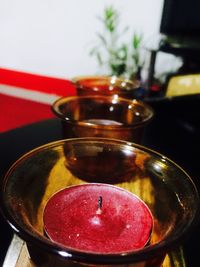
[1,96,200,266]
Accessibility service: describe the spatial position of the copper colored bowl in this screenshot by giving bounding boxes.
[73,75,142,99]
[1,138,199,266]
[51,95,154,144]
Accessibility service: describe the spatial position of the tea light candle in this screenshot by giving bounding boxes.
[43,184,153,254]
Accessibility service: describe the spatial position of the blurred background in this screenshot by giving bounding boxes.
[0,0,180,80]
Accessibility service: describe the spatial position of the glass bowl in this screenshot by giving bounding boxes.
[0,138,199,266]
[73,75,144,99]
[51,95,154,144]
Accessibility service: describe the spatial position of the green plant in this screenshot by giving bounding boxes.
[89,5,144,80]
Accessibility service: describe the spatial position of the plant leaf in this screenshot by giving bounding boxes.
[132,33,143,49]
[97,33,107,46]
[96,52,103,65]
[89,47,98,56]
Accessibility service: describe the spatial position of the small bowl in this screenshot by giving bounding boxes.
[51,95,154,144]
[73,75,145,99]
[1,138,199,266]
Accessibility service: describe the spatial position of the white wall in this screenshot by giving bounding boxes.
[0,0,180,79]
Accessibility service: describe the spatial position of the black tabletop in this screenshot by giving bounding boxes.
[0,98,200,267]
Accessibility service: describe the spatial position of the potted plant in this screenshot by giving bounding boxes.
[89,5,144,81]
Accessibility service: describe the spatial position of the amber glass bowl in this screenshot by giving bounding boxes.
[51,95,154,144]
[1,138,199,266]
[73,75,141,99]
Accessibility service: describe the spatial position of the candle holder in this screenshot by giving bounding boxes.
[51,95,154,144]
[72,75,143,99]
[1,138,199,267]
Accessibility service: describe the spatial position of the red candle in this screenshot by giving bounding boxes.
[43,184,153,254]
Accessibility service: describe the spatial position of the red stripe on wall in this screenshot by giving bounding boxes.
[0,68,76,96]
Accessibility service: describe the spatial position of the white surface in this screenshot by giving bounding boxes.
[2,235,24,267]
[0,0,180,79]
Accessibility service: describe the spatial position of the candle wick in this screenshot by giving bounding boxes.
[96,196,102,215]
[98,196,102,209]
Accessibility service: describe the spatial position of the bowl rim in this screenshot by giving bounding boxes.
[1,137,200,264]
[51,95,154,129]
